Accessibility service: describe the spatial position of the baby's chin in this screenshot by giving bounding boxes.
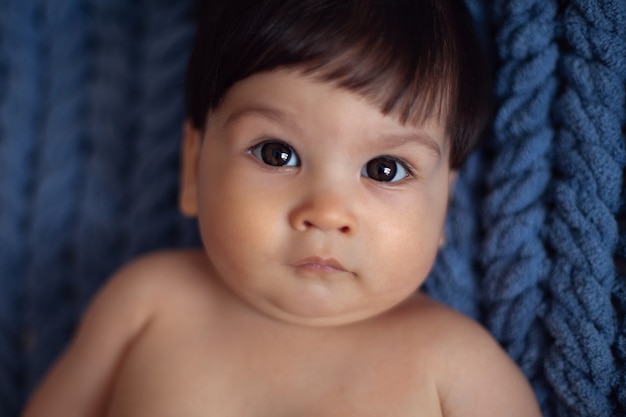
[234,286,412,328]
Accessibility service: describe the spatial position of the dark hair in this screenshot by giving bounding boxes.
[185,0,491,169]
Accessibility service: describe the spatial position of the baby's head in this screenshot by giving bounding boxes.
[180,0,491,326]
[185,0,491,169]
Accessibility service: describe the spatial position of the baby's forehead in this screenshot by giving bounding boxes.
[212,69,450,152]
[219,65,452,131]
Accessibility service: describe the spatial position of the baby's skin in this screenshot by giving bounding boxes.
[22,70,542,417]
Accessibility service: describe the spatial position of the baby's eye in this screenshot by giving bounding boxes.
[361,157,410,182]
[249,141,300,167]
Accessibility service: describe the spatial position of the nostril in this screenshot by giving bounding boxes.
[299,220,351,233]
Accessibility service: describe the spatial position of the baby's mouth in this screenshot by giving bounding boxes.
[293,256,348,274]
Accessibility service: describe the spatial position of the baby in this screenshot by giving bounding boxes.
[22,0,542,416]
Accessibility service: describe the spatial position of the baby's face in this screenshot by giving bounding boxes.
[182,69,455,326]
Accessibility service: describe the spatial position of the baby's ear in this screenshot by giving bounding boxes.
[179,121,202,217]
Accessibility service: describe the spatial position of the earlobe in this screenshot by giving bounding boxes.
[179,121,202,217]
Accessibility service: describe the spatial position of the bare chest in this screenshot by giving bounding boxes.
[105,313,442,417]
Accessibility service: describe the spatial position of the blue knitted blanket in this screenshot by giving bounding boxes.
[0,1,624,416]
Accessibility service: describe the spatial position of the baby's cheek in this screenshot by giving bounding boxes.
[379,220,441,278]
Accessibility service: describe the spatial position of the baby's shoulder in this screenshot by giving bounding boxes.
[91,249,218,323]
[405,295,496,353]
[398,295,541,417]
[400,294,513,373]
[111,249,213,291]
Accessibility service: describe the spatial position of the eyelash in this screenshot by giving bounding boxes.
[248,140,300,167]
[361,156,415,183]
[248,140,416,183]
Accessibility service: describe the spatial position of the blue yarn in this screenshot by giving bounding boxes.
[74,1,141,315]
[615,249,626,414]
[22,0,91,390]
[617,190,626,415]
[124,1,195,258]
[427,151,484,320]
[481,0,556,412]
[0,2,46,415]
[545,0,626,415]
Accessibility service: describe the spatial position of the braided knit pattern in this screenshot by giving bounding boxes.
[0,2,194,415]
[22,0,90,388]
[545,1,626,416]
[73,1,141,312]
[480,0,557,410]
[616,217,626,414]
[0,2,44,413]
[124,0,196,258]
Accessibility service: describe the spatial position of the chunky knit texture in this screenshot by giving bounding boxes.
[1,1,625,416]
[545,1,626,415]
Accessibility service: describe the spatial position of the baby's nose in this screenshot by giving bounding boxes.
[288,189,356,235]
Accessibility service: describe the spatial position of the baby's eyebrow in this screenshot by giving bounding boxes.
[222,106,293,131]
[378,132,443,160]
[222,104,443,159]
